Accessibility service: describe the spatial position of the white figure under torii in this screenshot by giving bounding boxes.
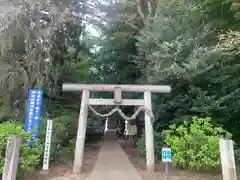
[124,120,137,140]
[104,118,108,133]
[104,117,137,139]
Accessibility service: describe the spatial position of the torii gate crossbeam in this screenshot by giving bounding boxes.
[62,84,171,175]
[62,84,171,93]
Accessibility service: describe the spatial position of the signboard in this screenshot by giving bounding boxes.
[43,120,53,170]
[24,89,43,140]
[162,148,171,162]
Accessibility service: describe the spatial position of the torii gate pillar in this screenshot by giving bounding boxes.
[144,91,154,173]
[62,84,171,175]
[73,90,89,174]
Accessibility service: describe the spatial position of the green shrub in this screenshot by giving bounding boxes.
[235,148,240,174]
[38,116,71,161]
[86,117,104,142]
[163,116,232,170]
[0,122,43,174]
[235,149,240,163]
[136,133,145,155]
[38,114,104,162]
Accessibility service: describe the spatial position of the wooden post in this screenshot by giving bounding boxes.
[73,90,89,174]
[3,136,21,180]
[219,138,237,180]
[144,91,155,174]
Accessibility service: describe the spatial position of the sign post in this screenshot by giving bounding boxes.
[43,120,53,171]
[24,89,43,142]
[162,147,171,178]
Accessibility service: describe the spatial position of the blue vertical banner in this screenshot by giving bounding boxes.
[24,89,43,140]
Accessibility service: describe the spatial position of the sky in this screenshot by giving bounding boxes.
[0,0,102,37]
[84,0,110,37]
[86,24,100,37]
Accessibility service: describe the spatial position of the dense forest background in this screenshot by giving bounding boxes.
[0,0,240,176]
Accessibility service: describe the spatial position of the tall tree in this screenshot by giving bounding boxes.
[0,0,91,121]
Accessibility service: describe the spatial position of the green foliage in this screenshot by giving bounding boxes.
[163,117,231,170]
[39,115,72,161]
[93,25,141,87]
[86,117,104,142]
[133,0,240,144]
[136,134,146,155]
[37,114,104,162]
[0,123,43,174]
[136,132,164,157]
[235,148,240,174]
[0,0,91,124]
[0,0,239,175]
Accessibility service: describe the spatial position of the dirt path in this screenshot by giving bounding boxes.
[27,141,102,180]
[27,138,222,180]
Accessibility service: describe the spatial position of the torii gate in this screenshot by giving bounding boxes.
[62,84,171,174]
